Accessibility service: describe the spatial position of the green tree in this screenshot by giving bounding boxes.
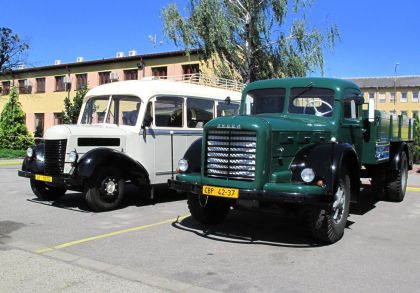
[0,27,29,72]
[0,86,34,149]
[162,0,339,82]
[62,86,88,124]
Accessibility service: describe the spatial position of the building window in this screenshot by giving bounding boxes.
[18,79,32,94]
[2,81,10,95]
[152,67,167,79]
[55,76,66,91]
[99,72,110,85]
[76,74,87,90]
[368,92,375,100]
[182,64,200,78]
[400,111,407,116]
[401,92,407,103]
[379,93,386,103]
[34,113,45,136]
[54,113,64,125]
[36,78,45,93]
[124,70,138,80]
[390,92,396,102]
[412,110,419,118]
[413,91,419,103]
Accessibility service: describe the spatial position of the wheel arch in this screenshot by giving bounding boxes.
[390,142,412,171]
[182,137,202,173]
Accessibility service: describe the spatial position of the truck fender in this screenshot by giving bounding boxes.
[389,142,411,171]
[182,138,202,173]
[291,142,360,201]
[76,148,149,186]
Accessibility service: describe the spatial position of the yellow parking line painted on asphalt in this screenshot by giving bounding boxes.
[35,214,189,253]
[0,161,21,166]
[407,187,420,192]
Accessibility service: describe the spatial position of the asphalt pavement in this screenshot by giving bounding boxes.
[1,162,420,293]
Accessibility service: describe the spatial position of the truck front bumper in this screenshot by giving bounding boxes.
[168,179,332,206]
[18,170,82,188]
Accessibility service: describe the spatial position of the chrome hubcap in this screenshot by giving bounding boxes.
[332,185,345,224]
[103,178,117,197]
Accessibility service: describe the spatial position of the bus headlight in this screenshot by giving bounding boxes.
[68,151,78,163]
[26,147,34,158]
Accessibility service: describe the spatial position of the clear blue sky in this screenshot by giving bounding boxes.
[2,0,419,78]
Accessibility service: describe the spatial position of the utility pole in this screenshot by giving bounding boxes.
[393,62,399,113]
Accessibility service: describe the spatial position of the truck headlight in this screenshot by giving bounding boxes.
[68,151,78,163]
[26,147,34,158]
[178,159,189,172]
[301,168,315,183]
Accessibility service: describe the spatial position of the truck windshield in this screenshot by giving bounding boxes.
[245,88,286,114]
[288,87,335,117]
[81,95,141,125]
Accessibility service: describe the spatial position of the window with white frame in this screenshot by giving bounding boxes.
[390,92,395,102]
[413,91,419,103]
[379,93,386,103]
[368,92,375,100]
[400,110,407,116]
[401,92,407,103]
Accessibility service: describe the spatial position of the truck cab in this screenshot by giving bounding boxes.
[170,77,416,243]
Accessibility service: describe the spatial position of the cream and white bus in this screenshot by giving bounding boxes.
[18,75,242,211]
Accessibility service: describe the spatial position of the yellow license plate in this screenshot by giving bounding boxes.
[202,185,239,199]
[35,174,53,183]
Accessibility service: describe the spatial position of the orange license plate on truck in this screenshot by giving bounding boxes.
[202,185,239,199]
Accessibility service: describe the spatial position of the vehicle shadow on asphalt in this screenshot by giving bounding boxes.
[27,184,186,213]
[172,186,380,248]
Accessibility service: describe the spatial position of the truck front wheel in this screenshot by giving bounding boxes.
[85,166,125,212]
[30,179,67,201]
[386,151,408,202]
[307,167,351,244]
[187,193,231,225]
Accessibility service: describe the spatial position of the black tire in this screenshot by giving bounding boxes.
[386,151,408,202]
[85,166,125,212]
[187,193,231,225]
[30,179,67,201]
[307,167,351,244]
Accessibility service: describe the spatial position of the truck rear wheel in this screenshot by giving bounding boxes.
[307,167,351,244]
[30,179,67,201]
[386,151,408,202]
[85,166,125,212]
[187,193,231,225]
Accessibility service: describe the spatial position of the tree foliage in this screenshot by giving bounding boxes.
[162,0,339,82]
[0,27,29,72]
[62,86,88,124]
[0,86,34,149]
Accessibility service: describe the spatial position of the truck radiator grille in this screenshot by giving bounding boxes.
[44,139,67,175]
[205,129,256,181]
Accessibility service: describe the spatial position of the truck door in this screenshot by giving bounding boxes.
[341,95,364,158]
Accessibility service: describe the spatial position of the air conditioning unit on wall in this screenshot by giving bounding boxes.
[116,52,124,58]
[110,72,119,82]
[76,57,84,63]
[128,50,137,56]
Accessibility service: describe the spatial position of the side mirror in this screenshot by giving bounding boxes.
[142,114,153,128]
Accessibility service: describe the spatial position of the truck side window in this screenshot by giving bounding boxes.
[155,96,184,127]
[186,98,214,128]
[343,100,359,119]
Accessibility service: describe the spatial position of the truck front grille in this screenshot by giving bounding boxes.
[44,139,67,175]
[205,129,256,181]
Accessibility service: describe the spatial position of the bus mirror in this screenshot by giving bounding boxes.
[225,96,231,105]
[142,114,153,128]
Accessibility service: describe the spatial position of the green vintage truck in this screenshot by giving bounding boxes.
[169,77,416,243]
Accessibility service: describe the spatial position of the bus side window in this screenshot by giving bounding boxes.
[186,98,214,128]
[155,96,184,127]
